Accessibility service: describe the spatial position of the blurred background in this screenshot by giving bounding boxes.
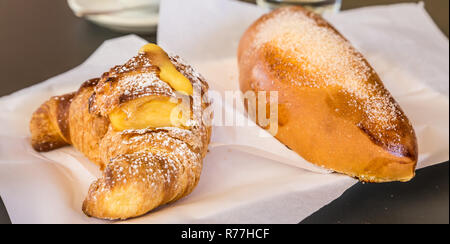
[0,0,448,97]
[0,0,447,97]
[0,0,448,224]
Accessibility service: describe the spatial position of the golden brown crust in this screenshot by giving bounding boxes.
[30,104,68,152]
[30,93,75,152]
[238,6,418,182]
[69,84,110,169]
[29,46,212,220]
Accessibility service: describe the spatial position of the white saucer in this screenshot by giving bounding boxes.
[67,0,159,34]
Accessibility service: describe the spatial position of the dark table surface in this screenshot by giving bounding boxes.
[0,0,448,224]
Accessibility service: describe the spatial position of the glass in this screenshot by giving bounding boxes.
[256,0,342,15]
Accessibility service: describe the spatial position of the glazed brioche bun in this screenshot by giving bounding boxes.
[238,6,418,182]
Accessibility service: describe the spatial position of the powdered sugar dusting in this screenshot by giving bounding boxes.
[98,131,201,193]
[118,72,174,99]
[113,54,153,74]
[252,8,401,133]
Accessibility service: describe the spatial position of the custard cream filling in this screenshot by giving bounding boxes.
[109,44,194,131]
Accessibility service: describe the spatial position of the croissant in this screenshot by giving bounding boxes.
[30,44,212,220]
[238,7,418,182]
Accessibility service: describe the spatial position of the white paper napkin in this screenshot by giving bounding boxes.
[0,0,448,223]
